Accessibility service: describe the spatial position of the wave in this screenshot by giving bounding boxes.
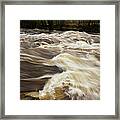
[39,53,100,100]
[20,30,100,100]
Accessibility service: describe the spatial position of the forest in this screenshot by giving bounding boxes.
[20,20,100,33]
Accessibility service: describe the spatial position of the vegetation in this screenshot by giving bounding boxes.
[20,20,100,33]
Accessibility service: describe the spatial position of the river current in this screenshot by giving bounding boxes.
[20,30,100,100]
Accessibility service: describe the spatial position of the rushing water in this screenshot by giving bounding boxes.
[20,30,100,100]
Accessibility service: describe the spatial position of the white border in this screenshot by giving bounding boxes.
[5,5,115,115]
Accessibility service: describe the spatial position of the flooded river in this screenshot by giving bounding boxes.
[20,30,100,100]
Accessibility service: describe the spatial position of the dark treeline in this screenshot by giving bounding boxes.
[20,20,100,33]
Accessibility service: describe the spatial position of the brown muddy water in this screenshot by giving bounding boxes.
[20,30,100,100]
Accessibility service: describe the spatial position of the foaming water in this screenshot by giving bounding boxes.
[39,53,100,100]
[51,53,99,71]
[20,30,100,100]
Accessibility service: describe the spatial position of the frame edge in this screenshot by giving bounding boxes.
[1,0,119,119]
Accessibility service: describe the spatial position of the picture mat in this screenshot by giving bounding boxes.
[5,5,115,115]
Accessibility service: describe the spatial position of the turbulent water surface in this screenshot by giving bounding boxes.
[20,29,100,100]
